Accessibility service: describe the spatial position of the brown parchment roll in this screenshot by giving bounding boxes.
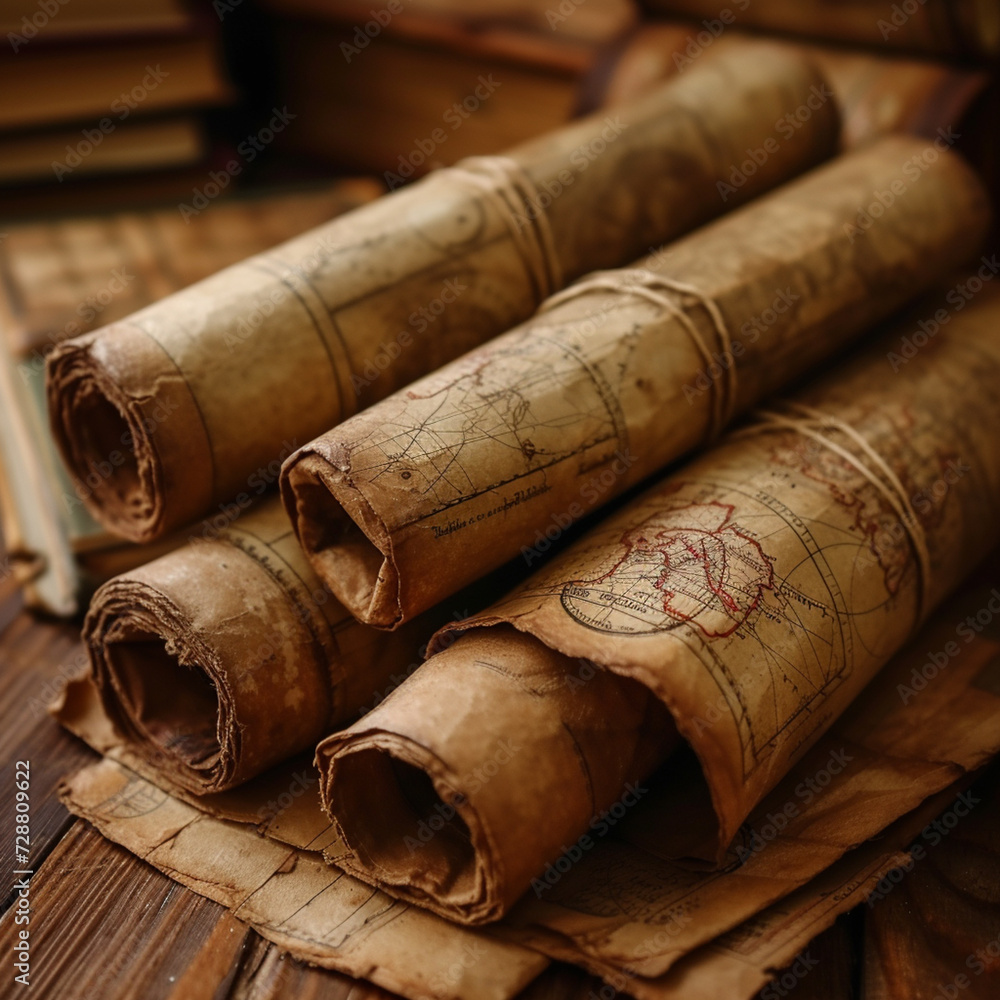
[605,27,989,154]
[316,625,678,923]
[317,278,1000,924]
[282,135,987,628]
[46,43,839,544]
[643,0,1000,58]
[83,496,433,794]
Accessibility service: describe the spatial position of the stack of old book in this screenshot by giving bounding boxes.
[0,0,235,215]
[6,7,999,999]
[257,0,996,190]
[259,0,640,176]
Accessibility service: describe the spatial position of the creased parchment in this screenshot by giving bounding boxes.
[552,778,979,1000]
[46,44,839,543]
[82,496,439,794]
[281,135,987,627]
[55,555,1000,991]
[315,278,1000,923]
[57,757,548,1000]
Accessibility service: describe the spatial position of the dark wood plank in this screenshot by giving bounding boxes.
[1,819,240,999]
[0,614,95,893]
[764,915,859,999]
[863,773,1000,999]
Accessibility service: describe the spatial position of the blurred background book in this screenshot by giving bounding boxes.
[0,0,238,216]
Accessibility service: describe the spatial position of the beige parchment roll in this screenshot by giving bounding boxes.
[282,135,987,628]
[83,496,436,793]
[46,43,839,544]
[316,278,1000,923]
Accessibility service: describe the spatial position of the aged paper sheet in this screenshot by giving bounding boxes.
[58,756,549,1000]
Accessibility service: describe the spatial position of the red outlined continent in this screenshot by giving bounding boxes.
[565,501,773,637]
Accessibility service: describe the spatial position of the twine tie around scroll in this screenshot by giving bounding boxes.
[449,155,563,304]
[539,268,737,440]
[736,401,932,623]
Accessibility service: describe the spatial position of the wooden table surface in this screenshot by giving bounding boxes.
[0,596,995,1000]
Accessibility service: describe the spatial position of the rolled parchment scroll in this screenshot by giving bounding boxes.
[47,44,838,543]
[83,497,435,793]
[316,279,1000,923]
[282,135,987,627]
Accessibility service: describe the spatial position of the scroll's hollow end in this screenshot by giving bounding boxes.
[324,742,493,920]
[102,628,224,780]
[284,459,400,629]
[48,354,159,543]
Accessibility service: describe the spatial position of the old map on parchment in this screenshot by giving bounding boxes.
[339,315,636,522]
[439,301,1000,862]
